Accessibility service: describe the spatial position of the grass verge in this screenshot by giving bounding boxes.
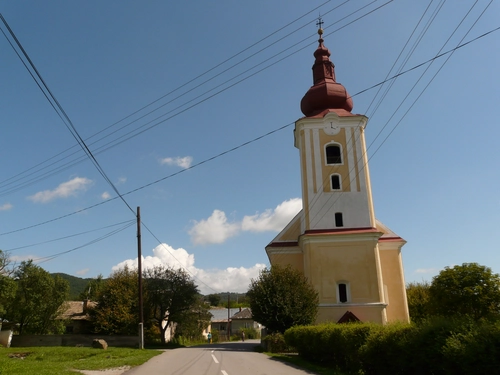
[0,346,162,375]
[266,352,347,375]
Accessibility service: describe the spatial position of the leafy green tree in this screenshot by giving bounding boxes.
[78,274,105,301]
[174,297,211,340]
[89,266,139,335]
[207,293,221,307]
[429,263,500,320]
[406,281,431,324]
[0,250,16,320]
[247,265,319,333]
[5,260,69,334]
[143,265,199,344]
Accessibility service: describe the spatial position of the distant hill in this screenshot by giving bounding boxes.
[51,273,94,300]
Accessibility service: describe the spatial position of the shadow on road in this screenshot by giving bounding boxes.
[188,339,261,352]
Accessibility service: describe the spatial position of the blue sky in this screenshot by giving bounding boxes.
[1,0,499,294]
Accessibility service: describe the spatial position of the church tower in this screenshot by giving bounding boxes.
[266,26,409,324]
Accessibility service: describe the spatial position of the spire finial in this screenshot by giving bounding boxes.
[316,15,324,37]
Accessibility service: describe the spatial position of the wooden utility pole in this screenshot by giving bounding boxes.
[137,207,144,349]
[227,293,230,340]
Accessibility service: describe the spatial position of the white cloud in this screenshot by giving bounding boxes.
[189,210,240,245]
[188,198,302,245]
[9,254,35,263]
[112,243,266,294]
[27,177,93,203]
[414,268,439,274]
[242,198,302,232]
[160,156,193,169]
[101,191,111,200]
[76,268,90,276]
[117,177,127,185]
[0,203,13,211]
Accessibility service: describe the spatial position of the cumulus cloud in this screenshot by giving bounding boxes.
[0,203,13,211]
[76,268,90,276]
[189,198,302,245]
[27,177,93,203]
[117,177,127,185]
[242,198,302,232]
[160,156,193,169]
[189,210,240,245]
[112,243,266,294]
[101,191,111,200]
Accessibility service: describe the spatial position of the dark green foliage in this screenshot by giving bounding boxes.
[262,332,293,353]
[173,298,211,341]
[143,265,199,344]
[285,319,500,375]
[77,274,105,301]
[51,273,95,300]
[89,266,139,335]
[247,265,319,334]
[5,260,69,334]
[406,281,431,324]
[285,323,375,373]
[429,263,500,320]
[207,293,221,307]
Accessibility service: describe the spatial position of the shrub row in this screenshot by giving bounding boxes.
[284,318,500,375]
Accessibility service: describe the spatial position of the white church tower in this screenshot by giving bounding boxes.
[266,26,409,324]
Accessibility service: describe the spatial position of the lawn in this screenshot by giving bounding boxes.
[0,346,162,375]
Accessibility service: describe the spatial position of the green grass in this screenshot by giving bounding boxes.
[0,346,162,375]
[266,352,348,375]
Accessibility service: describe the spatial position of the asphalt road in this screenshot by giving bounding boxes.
[123,339,313,375]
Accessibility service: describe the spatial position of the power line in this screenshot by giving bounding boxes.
[0,1,380,197]
[1,23,498,238]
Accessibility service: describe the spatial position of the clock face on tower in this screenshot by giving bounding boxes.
[324,121,341,135]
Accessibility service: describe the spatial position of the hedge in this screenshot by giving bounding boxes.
[284,318,500,375]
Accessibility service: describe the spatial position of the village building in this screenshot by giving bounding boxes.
[266,26,409,324]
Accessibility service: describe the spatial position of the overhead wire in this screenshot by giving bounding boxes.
[3,219,135,251]
[1,3,496,289]
[0,1,380,198]
[1,23,498,238]
[269,0,494,264]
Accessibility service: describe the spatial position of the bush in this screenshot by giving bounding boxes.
[286,323,375,373]
[262,332,294,353]
[240,328,260,339]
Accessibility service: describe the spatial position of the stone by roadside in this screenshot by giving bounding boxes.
[77,366,130,375]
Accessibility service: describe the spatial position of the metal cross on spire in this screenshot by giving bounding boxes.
[316,16,324,30]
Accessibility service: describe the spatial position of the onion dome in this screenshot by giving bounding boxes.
[300,28,353,117]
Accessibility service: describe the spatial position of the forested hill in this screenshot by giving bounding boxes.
[51,273,93,300]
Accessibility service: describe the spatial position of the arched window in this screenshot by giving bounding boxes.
[331,174,341,190]
[326,144,342,164]
[337,282,350,303]
[335,212,344,227]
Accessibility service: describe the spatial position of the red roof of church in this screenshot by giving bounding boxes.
[300,29,353,117]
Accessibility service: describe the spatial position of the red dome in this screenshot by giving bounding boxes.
[300,35,353,117]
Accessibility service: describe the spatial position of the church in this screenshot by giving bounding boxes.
[266,26,409,324]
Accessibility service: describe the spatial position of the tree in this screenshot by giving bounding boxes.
[0,250,16,320]
[207,293,221,307]
[143,265,199,344]
[429,263,500,320]
[406,281,431,324]
[89,266,139,335]
[79,274,105,301]
[174,297,211,340]
[247,265,319,334]
[5,260,69,334]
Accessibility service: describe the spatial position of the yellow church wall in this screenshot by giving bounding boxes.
[301,236,384,305]
[267,251,304,273]
[317,305,386,324]
[379,244,410,323]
